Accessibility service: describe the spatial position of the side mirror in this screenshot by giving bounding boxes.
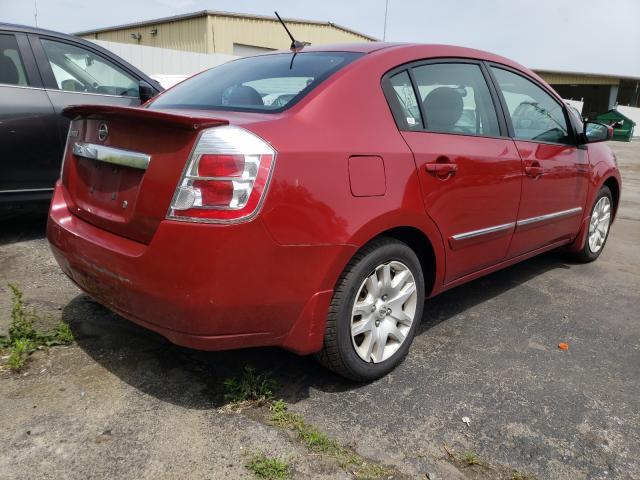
[583,121,613,143]
[138,80,156,103]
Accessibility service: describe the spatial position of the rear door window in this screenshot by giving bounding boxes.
[490,67,571,144]
[148,52,363,112]
[0,34,29,86]
[387,71,422,130]
[411,63,500,137]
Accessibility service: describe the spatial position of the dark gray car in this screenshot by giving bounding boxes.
[0,23,163,203]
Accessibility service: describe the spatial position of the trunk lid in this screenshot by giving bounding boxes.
[61,105,228,244]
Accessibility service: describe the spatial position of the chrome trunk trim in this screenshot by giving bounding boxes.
[72,142,150,170]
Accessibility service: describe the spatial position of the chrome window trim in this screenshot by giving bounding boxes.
[45,88,138,99]
[72,142,150,170]
[516,207,582,227]
[0,84,136,99]
[0,187,54,193]
[0,83,43,91]
[451,222,515,241]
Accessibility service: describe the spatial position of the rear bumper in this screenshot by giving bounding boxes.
[47,184,353,354]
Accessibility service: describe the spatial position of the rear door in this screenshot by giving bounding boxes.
[384,60,522,283]
[0,31,59,196]
[488,66,589,258]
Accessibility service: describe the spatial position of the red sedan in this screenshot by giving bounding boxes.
[48,43,621,381]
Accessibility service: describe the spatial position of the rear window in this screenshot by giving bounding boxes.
[148,52,363,113]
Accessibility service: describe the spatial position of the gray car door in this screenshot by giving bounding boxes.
[0,32,60,198]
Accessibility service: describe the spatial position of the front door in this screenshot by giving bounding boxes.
[488,66,589,257]
[386,62,522,283]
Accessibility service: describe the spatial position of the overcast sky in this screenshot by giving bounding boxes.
[2,0,639,77]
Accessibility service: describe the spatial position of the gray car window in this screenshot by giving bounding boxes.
[0,34,29,86]
[40,38,138,97]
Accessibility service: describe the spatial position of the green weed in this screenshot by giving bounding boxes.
[1,284,74,371]
[223,366,277,404]
[246,453,290,479]
[269,400,390,479]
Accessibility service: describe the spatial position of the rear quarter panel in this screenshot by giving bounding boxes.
[242,48,448,291]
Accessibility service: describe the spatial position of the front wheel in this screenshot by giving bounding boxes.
[572,186,613,262]
[316,238,425,381]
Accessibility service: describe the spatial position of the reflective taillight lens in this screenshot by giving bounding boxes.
[168,126,275,223]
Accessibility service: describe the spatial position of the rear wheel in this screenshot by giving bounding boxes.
[572,186,613,262]
[316,238,425,381]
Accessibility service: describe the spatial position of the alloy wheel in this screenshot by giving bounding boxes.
[588,196,611,253]
[350,261,418,363]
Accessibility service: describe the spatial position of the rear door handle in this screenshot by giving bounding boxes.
[425,163,458,174]
[524,160,543,178]
[425,157,458,179]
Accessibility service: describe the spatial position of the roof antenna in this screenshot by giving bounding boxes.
[274,11,311,51]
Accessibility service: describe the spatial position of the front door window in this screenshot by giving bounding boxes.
[40,38,138,97]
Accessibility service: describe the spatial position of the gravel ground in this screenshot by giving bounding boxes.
[0,140,638,479]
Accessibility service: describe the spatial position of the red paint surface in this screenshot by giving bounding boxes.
[48,43,621,355]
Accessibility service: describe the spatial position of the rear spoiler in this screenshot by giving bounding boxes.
[63,105,228,131]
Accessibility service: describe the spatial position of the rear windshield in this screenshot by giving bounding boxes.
[148,52,363,113]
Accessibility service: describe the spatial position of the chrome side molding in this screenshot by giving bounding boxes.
[72,142,150,170]
[516,207,582,228]
[451,222,515,241]
[449,222,515,250]
[449,206,583,250]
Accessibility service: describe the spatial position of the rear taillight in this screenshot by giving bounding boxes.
[168,126,275,223]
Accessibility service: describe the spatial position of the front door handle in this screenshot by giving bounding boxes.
[524,160,543,178]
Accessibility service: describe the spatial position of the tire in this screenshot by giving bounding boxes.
[572,186,613,263]
[316,237,425,381]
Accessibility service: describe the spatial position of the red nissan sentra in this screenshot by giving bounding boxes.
[48,43,621,381]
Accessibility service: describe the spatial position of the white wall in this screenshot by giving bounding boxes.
[88,39,238,87]
[564,99,584,114]
[616,106,640,136]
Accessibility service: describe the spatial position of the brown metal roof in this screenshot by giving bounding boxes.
[73,10,377,41]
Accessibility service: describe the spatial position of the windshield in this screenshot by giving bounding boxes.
[148,52,363,113]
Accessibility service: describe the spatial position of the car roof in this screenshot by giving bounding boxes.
[300,42,523,66]
[291,42,544,88]
[0,22,90,41]
[0,22,163,89]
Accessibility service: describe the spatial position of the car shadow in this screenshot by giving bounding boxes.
[62,250,571,410]
[0,203,50,246]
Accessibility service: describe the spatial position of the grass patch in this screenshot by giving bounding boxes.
[223,366,277,405]
[246,453,290,479]
[511,472,537,480]
[1,284,74,372]
[269,400,390,479]
[461,451,481,466]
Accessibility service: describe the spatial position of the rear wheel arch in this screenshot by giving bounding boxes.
[341,219,442,298]
[366,226,437,297]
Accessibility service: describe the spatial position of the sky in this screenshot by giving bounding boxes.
[2,0,639,77]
